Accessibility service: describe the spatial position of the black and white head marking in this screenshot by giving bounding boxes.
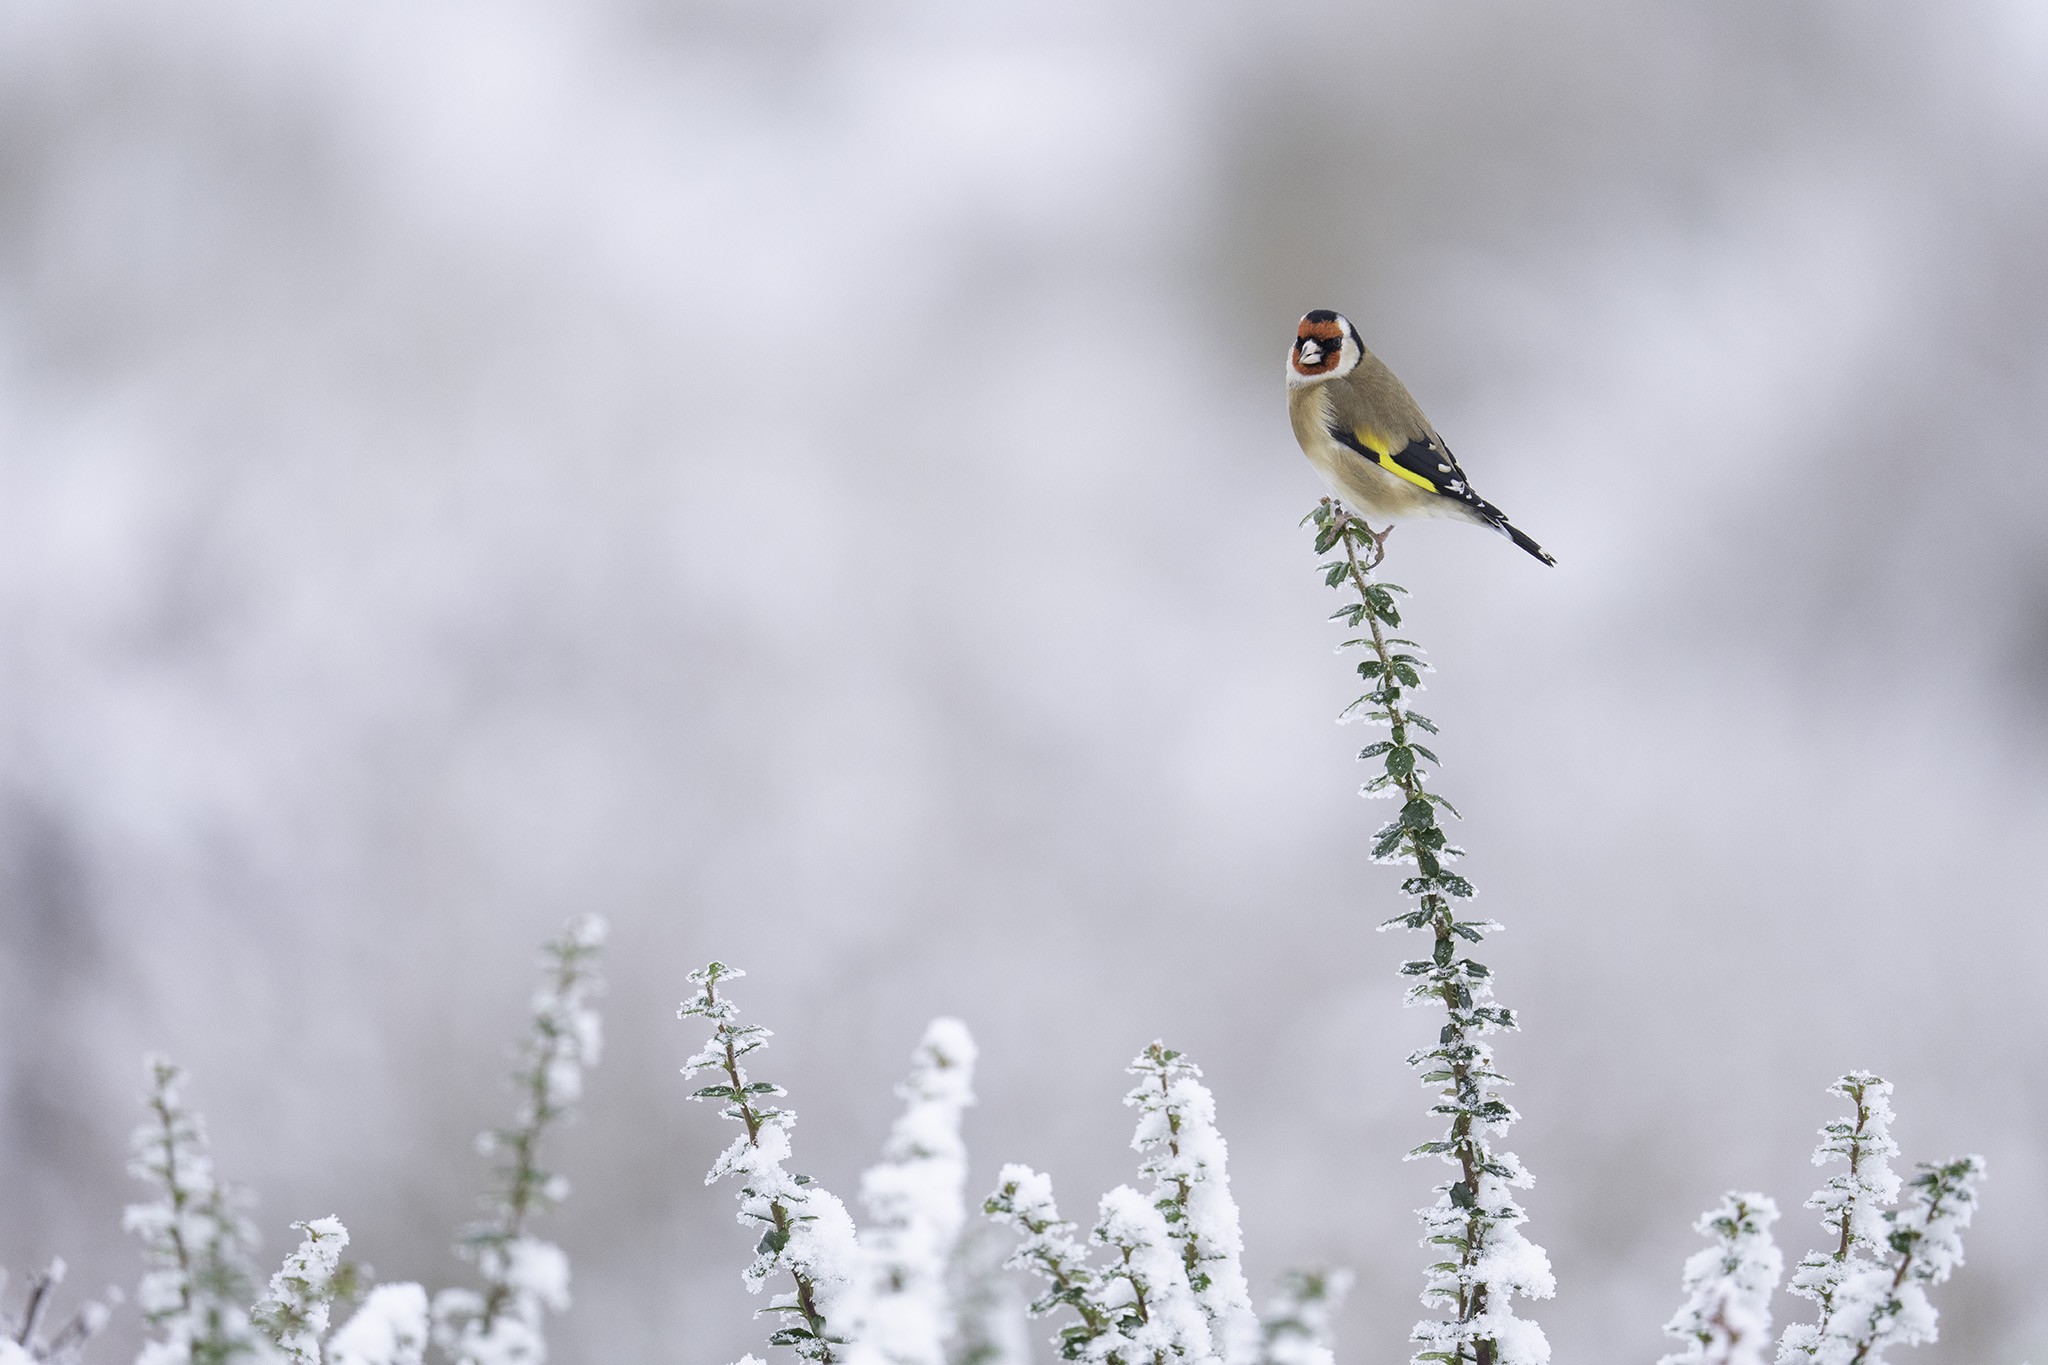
[1288,309,1363,387]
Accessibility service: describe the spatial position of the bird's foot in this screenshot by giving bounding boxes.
[1358,520,1394,569]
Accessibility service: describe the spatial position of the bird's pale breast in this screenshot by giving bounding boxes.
[1288,383,1467,522]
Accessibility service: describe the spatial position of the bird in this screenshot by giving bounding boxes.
[1285,309,1554,566]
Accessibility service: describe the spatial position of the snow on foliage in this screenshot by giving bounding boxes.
[1659,1193,1783,1365]
[1254,1268,1351,1365]
[982,1041,1268,1365]
[1778,1073,1901,1365]
[860,1019,978,1365]
[326,1285,430,1365]
[124,1054,278,1365]
[1125,1044,1257,1365]
[947,1222,1033,1365]
[1094,1184,1212,1364]
[1779,1150,1983,1365]
[61,918,612,1365]
[681,962,871,1364]
[26,524,2000,1365]
[1308,504,1553,1365]
[0,1258,114,1365]
[436,914,606,1365]
[253,1218,350,1365]
[985,1164,1116,1361]
[1620,1072,1991,1365]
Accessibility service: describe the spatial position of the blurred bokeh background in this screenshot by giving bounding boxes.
[3,1,2045,1361]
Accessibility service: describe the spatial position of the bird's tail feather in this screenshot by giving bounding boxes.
[1499,518,1556,566]
[1471,499,1556,566]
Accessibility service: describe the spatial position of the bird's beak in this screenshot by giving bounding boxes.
[1298,340,1323,365]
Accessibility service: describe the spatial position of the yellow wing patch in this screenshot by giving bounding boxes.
[1351,426,1438,493]
[1376,451,1438,493]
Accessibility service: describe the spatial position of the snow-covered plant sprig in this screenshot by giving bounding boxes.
[1659,1193,1783,1365]
[1306,500,1552,1365]
[252,1219,350,1364]
[1778,1072,1900,1365]
[1255,1268,1352,1365]
[1093,1184,1212,1364]
[1125,1044,1256,1364]
[861,1019,978,1365]
[1775,1076,1983,1365]
[680,962,867,1365]
[325,1284,430,1365]
[983,1167,1114,1362]
[124,1055,275,1365]
[1835,1155,1986,1363]
[434,914,607,1365]
[0,1259,115,1365]
[986,1040,1259,1365]
[947,1222,1033,1365]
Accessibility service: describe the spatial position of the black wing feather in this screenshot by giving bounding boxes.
[1327,425,1556,566]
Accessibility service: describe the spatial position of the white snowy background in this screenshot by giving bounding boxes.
[2,1,2045,1362]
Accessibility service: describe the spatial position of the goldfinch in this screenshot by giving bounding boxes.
[1286,309,1554,566]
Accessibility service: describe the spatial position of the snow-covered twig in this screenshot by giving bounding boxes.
[434,915,607,1365]
[1125,1044,1256,1364]
[1826,1155,1985,1365]
[1093,1185,1211,1364]
[0,1259,115,1365]
[947,1222,1032,1365]
[1719,1074,1987,1365]
[984,1166,1114,1362]
[1255,1268,1351,1365]
[123,1055,275,1365]
[1777,1128,1982,1365]
[680,962,867,1365]
[861,1019,978,1365]
[1777,1073,1900,1365]
[987,1040,1256,1365]
[1307,502,1552,1365]
[1659,1193,1782,1365]
[253,1219,350,1364]
[326,1285,429,1365]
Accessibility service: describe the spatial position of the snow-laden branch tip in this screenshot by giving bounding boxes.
[124,1055,275,1365]
[0,1257,115,1365]
[1126,1042,1257,1365]
[1660,1193,1782,1365]
[254,1217,350,1364]
[328,1284,431,1365]
[681,961,868,1365]
[861,1018,977,1365]
[1257,1268,1353,1365]
[437,914,606,1365]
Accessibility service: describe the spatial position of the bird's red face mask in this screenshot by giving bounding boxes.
[1292,318,1346,377]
